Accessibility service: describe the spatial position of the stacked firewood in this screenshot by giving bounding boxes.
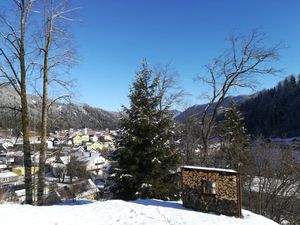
[216,175,237,200]
[182,169,237,201]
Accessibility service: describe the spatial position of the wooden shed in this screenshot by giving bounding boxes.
[181,166,242,217]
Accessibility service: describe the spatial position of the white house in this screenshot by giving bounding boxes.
[2,141,14,150]
[75,151,107,175]
[47,140,53,149]
[0,171,19,187]
[0,153,14,164]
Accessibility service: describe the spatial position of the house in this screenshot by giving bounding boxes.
[87,131,98,142]
[75,151,107,175]
[57,156,71,165]
[0,153,14,164]
[0,163,7,172]
[86,142,103,151]
[103,133,113,142]
[53,137,62,146]
[103,141,114,149]
[64,139,73,146]
[0,171,19,187]
[12,167,39,176]
[47,140,53,149]
[181,166,242,217]
[52,163,67,180]
[2,140,14,150]
[45,179,99,205]
[0,182,26,203]
[89,135,98,143]
[51,156,70,178]
[82,128,88,135]
[72,135,83,145]
[81,135,90,143]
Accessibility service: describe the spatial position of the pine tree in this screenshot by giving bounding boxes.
[111,62,179,200]
[218,103,252,175]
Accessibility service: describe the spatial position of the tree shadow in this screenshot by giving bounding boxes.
[130,199,191,211]
[58,199,94,206]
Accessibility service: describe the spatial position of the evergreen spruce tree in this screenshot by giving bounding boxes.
[218,103,252,175]
[111,62,179,200]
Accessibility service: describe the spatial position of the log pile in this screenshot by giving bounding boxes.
[182,169,238,201]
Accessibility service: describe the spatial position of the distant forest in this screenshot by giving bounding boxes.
[240,75,300,137]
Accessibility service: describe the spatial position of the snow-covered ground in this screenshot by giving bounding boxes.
[0,199,279,225]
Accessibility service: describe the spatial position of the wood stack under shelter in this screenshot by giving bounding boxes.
[181,166,242,217]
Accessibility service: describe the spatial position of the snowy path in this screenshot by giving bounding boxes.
[0,199,279,225]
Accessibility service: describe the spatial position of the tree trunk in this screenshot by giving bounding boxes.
[37,64,48,205]
[37,75,48,205]
[20,0,32,205]
[21,86,32,204]
[37,15,52,206]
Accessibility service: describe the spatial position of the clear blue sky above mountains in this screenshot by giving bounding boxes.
[14,0,300,111]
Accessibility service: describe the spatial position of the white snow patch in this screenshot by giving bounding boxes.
[0,199,279,225]
[151,157,161,163]
[182,165,237,173]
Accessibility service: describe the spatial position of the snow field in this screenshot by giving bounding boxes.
[0,199,279,225]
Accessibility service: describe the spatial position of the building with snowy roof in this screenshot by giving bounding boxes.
[181,166,242,217]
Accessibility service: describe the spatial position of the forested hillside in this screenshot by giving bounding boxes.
[0,85,119,132]
[176,75,300,138]
[239,75,300,137]
[175,95,250,122]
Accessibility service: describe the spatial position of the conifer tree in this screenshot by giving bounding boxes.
[111,62,179,200]
[218,103,252,175]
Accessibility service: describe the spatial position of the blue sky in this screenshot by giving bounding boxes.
[42,1,300,111]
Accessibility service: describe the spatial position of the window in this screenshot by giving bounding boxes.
[1,178,8,182]
[203,180,216,195]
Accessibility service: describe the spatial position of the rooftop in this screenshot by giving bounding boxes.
[0,171,19,178]
[182,166,237,174]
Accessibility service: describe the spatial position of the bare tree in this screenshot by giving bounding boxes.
[177,116,201,165]
[243,140,300,225]
[36,0,77,205]
[197,30,281,166]
[0,0,38,204]
[66,154,88,184]
[153,64,184,112]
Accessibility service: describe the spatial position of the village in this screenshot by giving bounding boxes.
[0,127,118,204]
[0,0,299,224]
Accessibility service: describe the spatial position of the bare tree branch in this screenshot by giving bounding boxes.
[195,30,281,166]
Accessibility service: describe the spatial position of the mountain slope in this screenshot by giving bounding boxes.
[175,95,250,122]
[0,85,119,131]
[0,199,279,225]
[239,75,300,137]
[175,75,300,137]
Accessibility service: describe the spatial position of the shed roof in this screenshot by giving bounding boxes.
[182,165,237,174]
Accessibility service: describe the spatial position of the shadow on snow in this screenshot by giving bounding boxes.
[57,199,94,206]
[130,199,190,211]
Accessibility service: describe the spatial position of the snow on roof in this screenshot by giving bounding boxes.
[0,171,19,178]
[59,156,70,164]
[0,164,7,169]
[74,151,106,164]
[182,165,237,173]
[15,189,26,196]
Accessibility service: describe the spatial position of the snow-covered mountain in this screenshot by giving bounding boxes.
[0,199,279,225]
